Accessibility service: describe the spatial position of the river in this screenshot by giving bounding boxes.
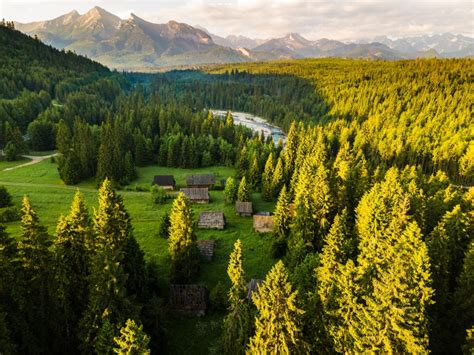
[211,110,286,145]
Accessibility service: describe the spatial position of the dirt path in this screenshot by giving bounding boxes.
[2,154,59,171]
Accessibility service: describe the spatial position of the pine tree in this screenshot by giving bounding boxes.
[272,185,292,246]
[271,157,285,199]
[224,177,238,204]
[168,192,198,282]
[17,196,55,353]
[54,191,92,351]
[248,153,261,189]
[114,319,151,355]
[261,153,274,201]
[237,176,250,202]
[222,240,252,355]
[248,260,307,354]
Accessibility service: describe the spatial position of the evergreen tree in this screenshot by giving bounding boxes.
[224,177,238,204]
[168,192,198,282]
[17,196,55,353]
[237,176,250,202]
[54,191,92,351]
[248,260,307,354]
[273,185,292,239]
[222,240,252,355]
[271,157,285,200]
[261,153,274,201]
[248,153,261,189]
[114,319,151,355]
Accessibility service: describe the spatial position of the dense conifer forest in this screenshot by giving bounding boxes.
[0,25,473,354]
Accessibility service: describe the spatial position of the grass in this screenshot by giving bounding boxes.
[0,159,277,354]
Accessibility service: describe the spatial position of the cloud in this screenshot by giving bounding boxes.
[2,0,473,40]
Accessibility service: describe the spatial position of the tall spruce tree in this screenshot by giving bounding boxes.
[168,192,198,282]
[261,153,275,201]
[222,240,253,355]
[224,177,238,204]
[54,191,92,351]
[248,261,307,354]
[237,176,250,202]
[17,196,55,353]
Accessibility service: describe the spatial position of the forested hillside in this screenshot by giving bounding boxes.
[142,58,473,183]
[0,24,473,354]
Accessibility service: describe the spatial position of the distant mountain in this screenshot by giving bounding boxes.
[16,7,249,69]
[15,7,473,70]
[373,33,474,57]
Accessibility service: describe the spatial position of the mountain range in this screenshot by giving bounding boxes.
[15,6,474,70]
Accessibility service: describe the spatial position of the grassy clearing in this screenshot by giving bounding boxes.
[0,160,277,354]
[0,158,31,170]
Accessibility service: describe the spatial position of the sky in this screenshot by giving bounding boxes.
[1,0,473,40]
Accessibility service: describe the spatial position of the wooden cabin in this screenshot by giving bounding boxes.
[169,284,208,316]
[180,188,210,204]
[186,174,215,189]
[152,175,176,190]
[253,213,274,233]
[198,211,225,230]
[197,240,215,261]
[247,279,263,302]
[236,201,253,217]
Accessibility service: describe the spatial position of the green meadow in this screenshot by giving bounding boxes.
[0,158,277,353]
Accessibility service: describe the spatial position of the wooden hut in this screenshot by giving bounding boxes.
[198,212,225,230]
[186,174,215,188]
[152,175,176,190]
[180,188,210,204]
[197,240,215,261]
[247,279,263,302]
[253,213,274,233]
[236,201,253,217]
[169,284,208,316]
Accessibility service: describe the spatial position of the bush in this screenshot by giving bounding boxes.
[4,141,19,161]
[0,206,20,223]
[157,212,171,239]
[151,185,169,204]
[270,235,287,258]
[210,281,228,311]
[0,186,13,208]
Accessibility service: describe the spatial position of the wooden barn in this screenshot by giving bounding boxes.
[198,211,225,230]
[247,279,263,302]
[152,175,176,190]
[236,201,253,217]
[186,174,215,188]
[197,240,215,261]
[169,284,208,316]
[180,188,210,204]
[253,214,274,233]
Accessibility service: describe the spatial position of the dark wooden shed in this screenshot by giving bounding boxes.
[198,212,225,229]
[169,284,208,316]
[186,174,215,188]
[236,201,253,217]
[180,188,210,204]
[247,279,263,302]
[152,175,176,190]
[197,240,215,261]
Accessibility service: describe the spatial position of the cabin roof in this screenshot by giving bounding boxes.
[180,188,209,200]
[236,201,253,214]
[152,175,175,186]
[198,211,225,224]
[169,284,208,314]
[186,174,215,186]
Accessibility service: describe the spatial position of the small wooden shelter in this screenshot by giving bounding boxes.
[152,175,176,190]
[180,188,210,204]
[247,279,263,302]
[197,240,215,261]
[186,174,215,188]
[235,201,253,217]
[169,284,208,316]
[198,211,225,230]
[253,213,274,233]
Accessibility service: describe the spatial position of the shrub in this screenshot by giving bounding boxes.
[210,281,228,311]
[0,206,20,223]
[151,185,169,204]
[0,186,13,208]
[157,212,171,239]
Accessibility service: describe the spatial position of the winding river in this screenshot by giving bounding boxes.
[211,110,286,145]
